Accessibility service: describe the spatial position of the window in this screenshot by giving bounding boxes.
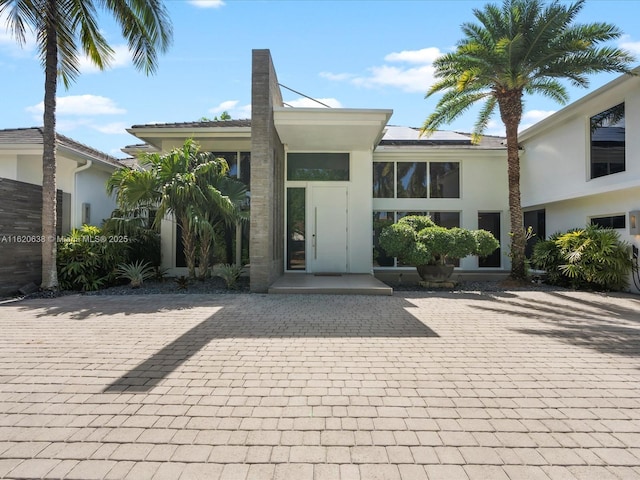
[524,209,546,258]
[397,162,427,198]
[373,212,394,267]
[430,162,460,198]
[287,188,306,270]
[373,162,394,198]
[373,211,460,267]
[210,151,251,189]
[478,212,501,267]
[591,215,625,229]
[373,161,460,198]
[287,153,349,181]
[590,103,625,179]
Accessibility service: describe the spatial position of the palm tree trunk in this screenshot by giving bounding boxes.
[41,0,59,291]
[198,229,212,280]
[499,90,526,280]
[180,216,197,279]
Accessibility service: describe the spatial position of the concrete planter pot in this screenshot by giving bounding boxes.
[416,264,455,282]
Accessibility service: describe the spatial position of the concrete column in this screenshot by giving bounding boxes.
[250,49,285,292]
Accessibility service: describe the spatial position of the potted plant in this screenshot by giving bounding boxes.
[379,215,500,283]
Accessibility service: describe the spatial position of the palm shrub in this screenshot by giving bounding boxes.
[532,225,633,291]
[115,261,155,288]
[214,263,244,289]
[57,225,129,291]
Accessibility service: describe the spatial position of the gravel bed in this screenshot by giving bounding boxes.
[6,275,565,302]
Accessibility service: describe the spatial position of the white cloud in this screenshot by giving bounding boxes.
[188,0,225,8]
[77,44,131,73]
[207,100,251,118]
[284,97,343,108]
[209,100,239,114]
[384,47,441,64]
[619,34,640,56]
[26,95,126,116]
[319,72,356,82]
[519,109,556,131]
[91,122,129,135]
[353,64,436,93]
[322,47,443,93]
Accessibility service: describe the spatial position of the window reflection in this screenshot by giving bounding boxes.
[590,103,625,179]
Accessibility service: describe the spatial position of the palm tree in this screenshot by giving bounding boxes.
[0,0,172,290]
[107,139,248,279]
[421,0,634,280]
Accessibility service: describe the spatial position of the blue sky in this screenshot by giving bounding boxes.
[1,0,639,159]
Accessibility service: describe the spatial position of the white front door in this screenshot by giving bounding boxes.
[309,185,348,273]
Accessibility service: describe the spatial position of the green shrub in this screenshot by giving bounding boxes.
[473,229,501,257]
[379,215,500,267]
[115,260,154,288]
[57,225,129,291]
[532,225,633,291]
[214,263,244,289]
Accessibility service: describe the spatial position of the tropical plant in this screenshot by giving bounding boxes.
[0,0,172,291]
[115,260,154,288]
[214,263,244,289]
[379,215,499,280]
[107,139,248,279]
[532,224,634,291]
[174,275,189,290]
[421,0,634,281]
[57,225,128,291]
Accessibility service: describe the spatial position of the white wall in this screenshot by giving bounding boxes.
[372,149,511,270]
[75,168,117,228]
[521,75,640,208]
[542,187,640,293]
[349,150,374,273]
[0,155,17,179]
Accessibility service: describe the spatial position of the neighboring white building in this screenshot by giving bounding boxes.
[0,127,120,295]
[519,68,640,292]
[0,127,120,231]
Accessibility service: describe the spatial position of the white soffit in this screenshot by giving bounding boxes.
[273,107,393,151]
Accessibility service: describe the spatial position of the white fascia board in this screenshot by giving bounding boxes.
[374,145,507,157]
[523,178,640,208]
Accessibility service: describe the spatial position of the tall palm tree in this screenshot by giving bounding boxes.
[421,0,634,280]
[107,139,248,279]
[0,0,172,290]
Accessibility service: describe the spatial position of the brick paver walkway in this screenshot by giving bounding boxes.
[1,290,639,479]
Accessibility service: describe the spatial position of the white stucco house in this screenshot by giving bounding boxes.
[520,68,640,293]
[0,127,120,295]
[121,51,640,293]
[122,50,511,292]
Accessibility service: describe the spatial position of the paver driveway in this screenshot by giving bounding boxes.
[1,290,639,480]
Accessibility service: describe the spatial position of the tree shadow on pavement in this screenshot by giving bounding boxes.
[469,290,640,358]
[104,294,439,393]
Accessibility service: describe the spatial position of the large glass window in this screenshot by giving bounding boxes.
[591,215,625,229]
[590,103,625,179]
[373,162,394,198]
[373,212,395,267]
[524,209,546,258]
[397,162,427,198]
[478,212,501,268]
[287,188,306,270]
[430,162,460,198]
[287,153,349,181]
[373,161,460,198]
